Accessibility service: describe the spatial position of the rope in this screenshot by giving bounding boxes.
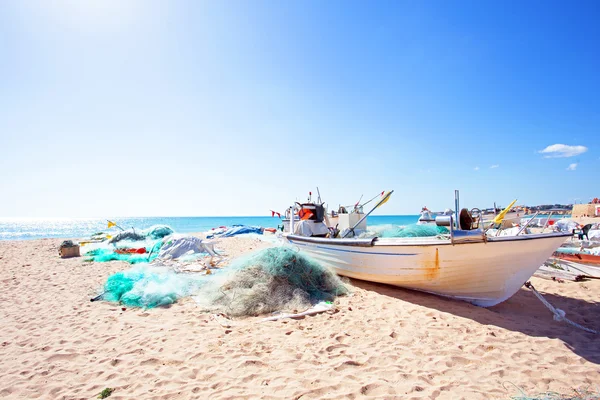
[524,281,598,335]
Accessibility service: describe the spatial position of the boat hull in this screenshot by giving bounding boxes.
[286,233,570,307]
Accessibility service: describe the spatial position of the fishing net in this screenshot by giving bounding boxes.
[143,225,174,240]
[108,225,173,244]
[100,266,204,308]
[379,224,449,238]
[84,241,163,264]
[511,390,600,400]
[195,247,348,317]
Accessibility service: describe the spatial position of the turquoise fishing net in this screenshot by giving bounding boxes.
[102,266,204,308]
[142,225,174,240]
[379,224,449,238]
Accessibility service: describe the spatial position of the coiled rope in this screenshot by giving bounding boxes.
[524,281,598,335]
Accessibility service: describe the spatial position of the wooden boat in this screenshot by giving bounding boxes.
[285,191,571,307]
[286,231,571,307]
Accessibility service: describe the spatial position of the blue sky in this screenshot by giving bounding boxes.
[1,0,598,217]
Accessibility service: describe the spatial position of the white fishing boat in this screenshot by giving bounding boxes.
[279,190,367,236]
[285,190,572,307]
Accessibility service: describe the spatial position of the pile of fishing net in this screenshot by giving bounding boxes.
[194,247,348,317]
[96,266,204,308]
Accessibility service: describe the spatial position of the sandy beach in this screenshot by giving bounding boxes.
[1,236,599,400]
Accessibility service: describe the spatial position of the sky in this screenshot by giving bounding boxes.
[0,0,599,217]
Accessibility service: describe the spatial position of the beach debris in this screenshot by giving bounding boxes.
[260,301,335,322]
[98,387,114,399]
[211,313,234,328]
[193,247,348,317]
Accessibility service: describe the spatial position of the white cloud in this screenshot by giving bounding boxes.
[538,144,588,158]
[490,164,499,169]
[474,166,480,171]
[566,163,577,171]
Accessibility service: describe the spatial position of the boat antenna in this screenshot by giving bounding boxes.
[355,194,363,208]
[316,187,322,204]
[360,191,384,208]
[343,190,394,238]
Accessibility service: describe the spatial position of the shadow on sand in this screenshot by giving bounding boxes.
[351,278,600,364]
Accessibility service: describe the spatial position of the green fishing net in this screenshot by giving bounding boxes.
[195,247,348,317]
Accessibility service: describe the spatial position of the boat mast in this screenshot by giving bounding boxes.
[454,190,460,230]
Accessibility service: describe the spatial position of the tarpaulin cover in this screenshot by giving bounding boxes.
[158,235,218,259]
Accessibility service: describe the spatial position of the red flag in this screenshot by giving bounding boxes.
[270,210,281,218]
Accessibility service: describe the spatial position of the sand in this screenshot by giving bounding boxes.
[0,236,599,400]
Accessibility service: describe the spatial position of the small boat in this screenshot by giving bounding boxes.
[416,207,436,225]
[285,191,572,307]
[553,250,600,266]
[279,190,366,237]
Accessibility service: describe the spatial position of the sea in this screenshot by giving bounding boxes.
[0,215,420,241]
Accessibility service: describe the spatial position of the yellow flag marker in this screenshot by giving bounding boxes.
[376,191,393,208]
[107,221,116,229]
[493,199,518,225]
